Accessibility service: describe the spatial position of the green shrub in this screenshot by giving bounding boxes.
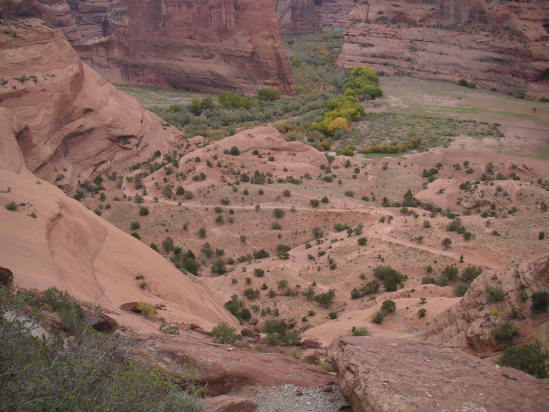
[273,208,285,219]
[499,344,547,378]
[373,266,405,292]
[486,286,505,302]
[461,266,482,284]
[5,201,17,211]
[418,308,427,318]
[492,322,519,348]
[0,288,204,412]
[218,91,251,109]
[381,300,396,314]
[257,88,281,101]
[276,244,291,259]
[139,206,149,216]
[224,295,251,322]
[351,326,369,336]
[212,322,238,344]
[531,291,548,313]
[371,311,385,324]
[328,311,338,319]
[455,284,469,297]
[130,221,140,230]
[314,289,335,308]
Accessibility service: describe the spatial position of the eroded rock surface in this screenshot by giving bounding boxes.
[328,336,549,412]
[0,21,178,190]
[141,334,332,396]
[339,0,549,96]
[426,254,549,354]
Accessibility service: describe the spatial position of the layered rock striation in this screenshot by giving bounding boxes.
[79,0,295,94]
[338,0,549,96]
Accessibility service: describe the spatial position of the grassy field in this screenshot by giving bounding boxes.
[115,34,549,158]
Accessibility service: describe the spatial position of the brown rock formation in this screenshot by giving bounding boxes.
[274,0,322,35]
[426,254,549,354]
[78,0,295,95]
[0,21,178,191]
[328,336,549,412]
[338,0,549,96]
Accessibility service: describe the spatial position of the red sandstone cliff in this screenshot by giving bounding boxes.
[1,0,295,95]
[275,0,322,35]
[338,0,549,96]
[79,0,295,94]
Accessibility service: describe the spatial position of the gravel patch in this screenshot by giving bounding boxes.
[250,384,346,412]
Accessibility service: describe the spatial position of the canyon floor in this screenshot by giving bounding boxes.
[81,74,549,346]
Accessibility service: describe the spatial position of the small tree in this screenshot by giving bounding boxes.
[273,208,285,219]
[441,237,452,249]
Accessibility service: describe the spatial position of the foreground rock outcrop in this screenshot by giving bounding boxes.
[426,254,549,354]
[339,0,549,96]
[328,336,549,412]
[142,334,332,396]
[0,21,178,191]
[78,0,295,94]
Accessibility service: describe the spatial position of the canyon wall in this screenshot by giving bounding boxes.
[314,0,357,28]
[338,0,549,96]
[1,0,295,94]
[274,0,322,35]
[77,0,295,94]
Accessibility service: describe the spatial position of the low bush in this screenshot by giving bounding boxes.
[499,344,547,378]
[211,322,238,344]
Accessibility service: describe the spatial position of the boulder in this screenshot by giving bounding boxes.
[328,336,549,412]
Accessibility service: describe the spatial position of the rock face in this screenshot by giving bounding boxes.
[1,0,295,94]
[338,0,549,96]
[328,336,549,412]
[141,334,332,396]
[78,0,295,94]
[314,0,357,28]
[274,0,322,35]
[0,21,179,191]
[0,0,81,42]
[426,254,549,354]
[0,104,236,332]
